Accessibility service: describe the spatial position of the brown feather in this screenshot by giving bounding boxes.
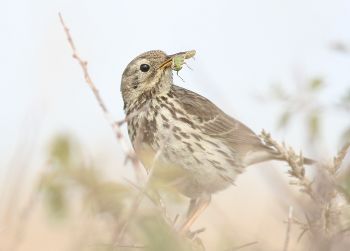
[172,85,272,158]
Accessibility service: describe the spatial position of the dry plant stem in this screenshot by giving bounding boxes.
[58,14,156,246]
[8,162,51,251]
[93,243,145,250]
[113,244,145,249]
[58,13,144,183]
[260,130,317,201]
[187,227,206,240]
[114,125,175,245]
[229,241,258,251]
[283,206,293,251]
[333,143,350,173]
[320,143,350,201]
[179,196,211,234]
[261,130,350,248]
[8,191,39,251]
[112,191,145,245]
[123,178,174,227]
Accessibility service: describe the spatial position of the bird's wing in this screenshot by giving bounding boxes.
[172,85,271,157]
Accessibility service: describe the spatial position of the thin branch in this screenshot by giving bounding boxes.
[260,130,350,248]
[297,228,309,243]
[333,143,350,173]
[113,244,145,249]
[58,13,174,243]
[283,206,293,251]
[260,130,317,200]
[58,13,144,182]
[58,13,108,115]
[113,124,174,245]
[229,241,258,251]
[8,185,40,251]
[93,243,145,249]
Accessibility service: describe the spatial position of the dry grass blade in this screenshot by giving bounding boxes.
[333,143,350,173]
[113,244,146,249]
[113,124,175,245]
[259,130,316,200]
[283,206,293,251]
[260,130,350,249]
[8,190,39,251]
[58,13,107,115]
[228,241,258,251]
[297,228,309,243]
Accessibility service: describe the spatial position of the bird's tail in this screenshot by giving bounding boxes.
[245,147,316,166]
[266,147,316,166]
[301,156,316,165]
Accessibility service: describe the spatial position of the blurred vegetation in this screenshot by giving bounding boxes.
[260,41,350,147]
[263,77,350,146]
[37,48,349,250]
[37,134,205,251]
[257,42,350,250]
[41,135,130,220]
[1,42,350,251]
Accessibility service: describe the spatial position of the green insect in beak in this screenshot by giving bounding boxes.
[170,50,196,81]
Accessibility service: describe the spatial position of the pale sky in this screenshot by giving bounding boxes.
[1,0,349,178]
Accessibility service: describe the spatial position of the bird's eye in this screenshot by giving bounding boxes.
[140,64,150,72]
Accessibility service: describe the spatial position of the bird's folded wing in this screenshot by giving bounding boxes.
[173,85,269,155]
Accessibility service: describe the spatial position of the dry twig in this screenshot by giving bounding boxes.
[58,13,144,182]
[229,241,258,251]
[260,130,350,248]
[283,206,293,251]
[333,143,350,174]
[260,130,316,200]
[58,14,178,248]
[113,124,175,245]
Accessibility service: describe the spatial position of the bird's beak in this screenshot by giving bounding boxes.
[158,56,173,70]
[158,50,196,70]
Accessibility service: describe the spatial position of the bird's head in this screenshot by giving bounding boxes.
[121,50,195,109]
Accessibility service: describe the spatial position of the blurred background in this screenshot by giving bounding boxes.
[1,0,350,250]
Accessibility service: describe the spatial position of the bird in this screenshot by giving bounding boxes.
[120,50,314,232]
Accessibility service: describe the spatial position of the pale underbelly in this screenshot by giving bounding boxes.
[135,130,243,198]
[128,102,245,198]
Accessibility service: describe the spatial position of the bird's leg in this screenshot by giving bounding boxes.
[186,198,198,217]
[179,194,211,234]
